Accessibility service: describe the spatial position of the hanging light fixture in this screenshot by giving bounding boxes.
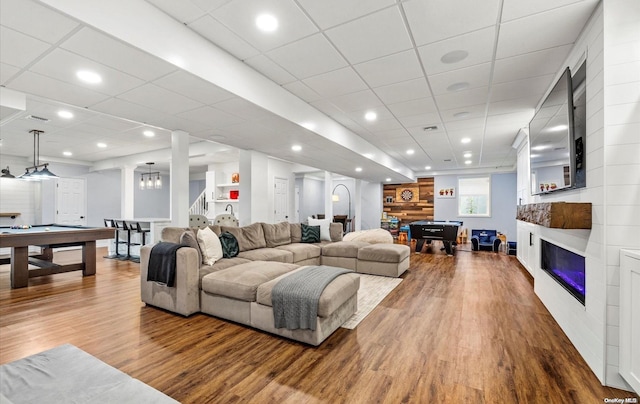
[1,166,15,178]
[19,130,58,180]
[140,162,161,190]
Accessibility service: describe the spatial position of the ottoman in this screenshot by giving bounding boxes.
[357,244,410,277]
[321,241,370,270]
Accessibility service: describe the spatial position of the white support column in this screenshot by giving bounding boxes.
[324,171,333,219]
[239,150,269,225]
[171,130,189,227]
[121,165,136,219]
[354,179,362,231]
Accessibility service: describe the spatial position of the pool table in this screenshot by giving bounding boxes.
[0,225,115,288]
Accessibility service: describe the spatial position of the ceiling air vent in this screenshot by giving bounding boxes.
[423,125,438,131]
[25,115,50,123]
[444,159,452,162]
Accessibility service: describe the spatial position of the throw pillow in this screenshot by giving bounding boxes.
[219,231,239,258]
[308,217,331,241]
[301,224,320,243]
[197,227,223,265]
[179,230,202,264]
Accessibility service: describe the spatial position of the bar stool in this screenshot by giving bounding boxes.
[115,220,135,261]
[128,222,150,263]
[103,219,126,259]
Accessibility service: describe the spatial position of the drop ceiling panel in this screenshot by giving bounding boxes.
[434,87,489,111]
[0,0,80,44]
[282,81,322,103]
[496,2,597,59]
[145,0,209,24]
[326,90,383,113]
[501,0,597,22]
[212,97,280,121]
[440,104,487,122]
[493,45,572,84]
[266,33,348,80]
[9,71,111,107]
[210,0,318,52]
[60,28,178,82]
[324,7,413,65]
[403,0,500,46]
[295,0,394,29]
[92,97,180,128]
[0,27,51,69]
[354,50,424,88]
[396,112,441,128]
[29,49,145,97]
[0,63,20,85]
[244,54,296,84]
[372,78,432,105]
[490,75,553,103]
[118,83,204,115]
[302,67,368,98]
[387,97,437,118]
[488,95,539,116]
[188,15,260,60]
[418,27,496,76]
[153,70,235,105]
[428,62,492,96]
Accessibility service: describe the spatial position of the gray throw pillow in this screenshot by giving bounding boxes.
[301,224,320,243]
[179,230,202,264]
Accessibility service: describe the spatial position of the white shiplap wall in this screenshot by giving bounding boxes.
[602,0,640,390]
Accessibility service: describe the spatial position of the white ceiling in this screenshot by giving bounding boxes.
[0,0,599,181]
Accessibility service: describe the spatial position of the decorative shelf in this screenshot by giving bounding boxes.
[0,212,21,219]
[214,199,239,203]
[217,183,239,188]
[517,202,592,229]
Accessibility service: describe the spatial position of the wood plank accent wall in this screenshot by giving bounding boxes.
[383,177,434,225]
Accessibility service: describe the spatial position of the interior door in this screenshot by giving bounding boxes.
[56,178,87,225]
[274,177,289,222]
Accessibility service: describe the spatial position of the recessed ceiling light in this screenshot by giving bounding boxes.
[385,178,391,182]
[447,82,469,92]
[364,111,377,121]
[57,110,73,119]
[256,14,278,32]
[291,145,302,151]
[465,160,472,165]
[406,149,415,155]
[441,50,468,64]
[463,152,472,158]
[143,130,155,137]
[424,166,431,170]
[355,167,362,172]
[76,70,102,84]
[97,142,107,148]
[461,137,471,144]
[453,111,470,119]
[63,151,72,156]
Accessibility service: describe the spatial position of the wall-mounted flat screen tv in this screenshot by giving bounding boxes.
[529,67,581,195]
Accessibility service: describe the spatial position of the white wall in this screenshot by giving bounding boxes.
[516,1,640,390]
[299,176,324,222]
[435,173,517,241]
[134,173,170,219]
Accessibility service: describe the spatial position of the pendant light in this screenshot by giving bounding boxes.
[140,162,161,190]
[19,130,58,180]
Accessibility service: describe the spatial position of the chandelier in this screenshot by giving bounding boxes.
[139,162,162,190]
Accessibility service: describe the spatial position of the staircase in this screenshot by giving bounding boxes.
[189,190,208,217]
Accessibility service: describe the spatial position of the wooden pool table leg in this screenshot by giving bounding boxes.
[82,241,96,277]
[11,246,29,288]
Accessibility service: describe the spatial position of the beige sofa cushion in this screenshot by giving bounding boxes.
[201,261,299,301]
[289,223,302,243]
[358,243,410,263]
[275,243,321,262]
[179,231,202,265]
[261,222,291,248]
[329,222,344,242]
[256,266,360,317]
[322,241,369,258]
[237,248,293,263]
[161,227,189,243]
[199,257,251,286]
[343,228,393,244]
[221,222,266,252]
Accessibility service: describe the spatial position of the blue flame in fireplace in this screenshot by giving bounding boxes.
[541,240,586,305]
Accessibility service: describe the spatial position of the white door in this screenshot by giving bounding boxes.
[274,177,289,222]
[56,178,87,225]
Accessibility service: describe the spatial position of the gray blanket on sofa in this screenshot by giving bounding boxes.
[272,265,351,331]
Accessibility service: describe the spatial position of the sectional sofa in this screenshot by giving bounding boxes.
[140,221,410,345]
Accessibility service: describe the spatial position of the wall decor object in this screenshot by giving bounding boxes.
[437,188,455,198]
[385,196,394,203]
[396,187,419,203]
[231,172,239,183]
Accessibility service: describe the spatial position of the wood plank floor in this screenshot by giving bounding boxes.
[1,246,637,403]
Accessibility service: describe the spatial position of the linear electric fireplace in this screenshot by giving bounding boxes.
[540,240,586,305]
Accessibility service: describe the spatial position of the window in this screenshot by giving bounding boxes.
[458,176,491,217]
